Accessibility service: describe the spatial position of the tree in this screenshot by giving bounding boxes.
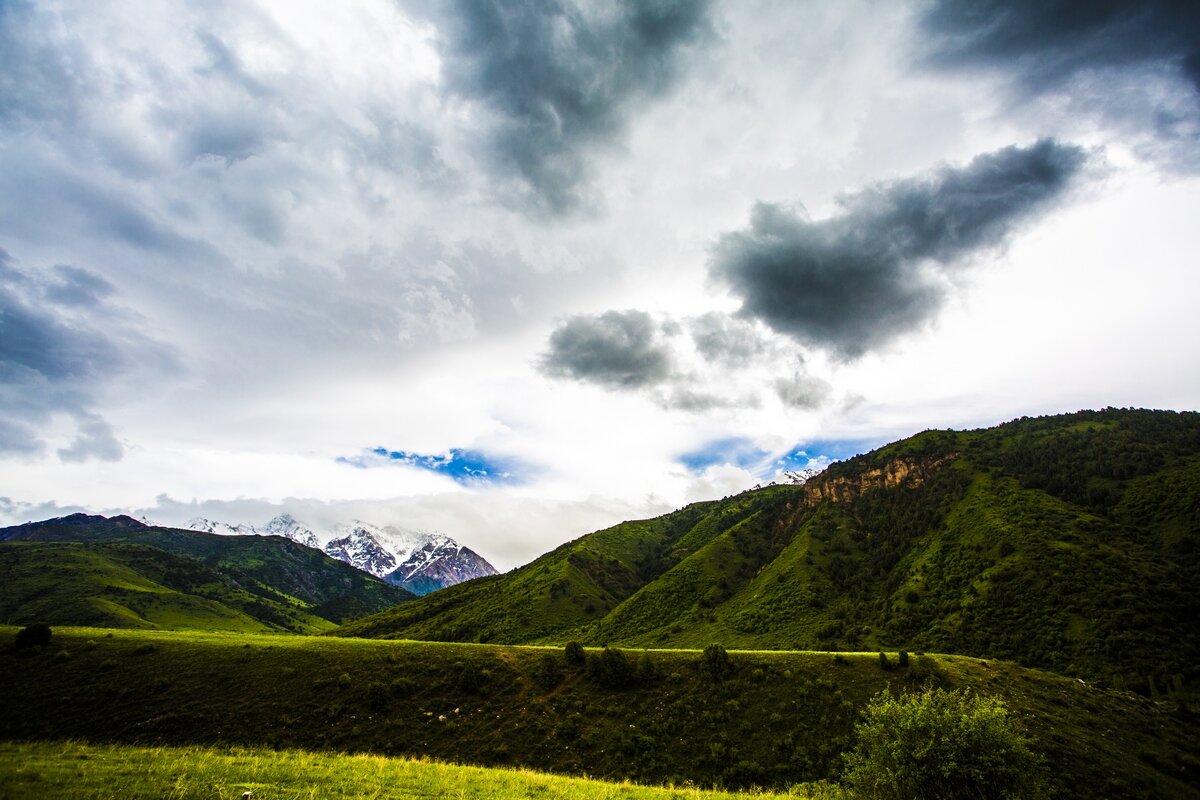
[843,687,1047,800]
[701,643,733,682]
[564,640,585,666]
[588,647,635,688]
[15,624,51,649]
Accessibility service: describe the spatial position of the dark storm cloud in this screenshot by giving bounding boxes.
[541,309,674,388]
[440,0,712,214]
[0,249,172,461]
[922,1,1200,93]
[921,2,1200,168]
[710,139,1087,358]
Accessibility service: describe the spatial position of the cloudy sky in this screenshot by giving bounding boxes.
[2,0,1198,569]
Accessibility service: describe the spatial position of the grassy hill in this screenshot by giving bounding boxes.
[334,409,1200,698]
[0,516,413,631]
[2,626,1196,798]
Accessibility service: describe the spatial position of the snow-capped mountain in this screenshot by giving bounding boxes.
[186,514,320,549]
[325,521,497,595]
[183,515,496,595]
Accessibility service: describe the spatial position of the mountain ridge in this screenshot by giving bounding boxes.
[333,408,1200,699]
[180,515,498,596]
[0,515,415,631]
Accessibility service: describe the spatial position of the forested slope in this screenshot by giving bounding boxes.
[336,409,1200,696]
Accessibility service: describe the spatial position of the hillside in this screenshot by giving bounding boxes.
[2,626,1196,798]
[334,408,1200,697]
[0,516,414,631]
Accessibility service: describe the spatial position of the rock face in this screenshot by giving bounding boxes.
[184,515,497,595]
[800,453,957,506]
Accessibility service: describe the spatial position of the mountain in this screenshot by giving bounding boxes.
[187,513,320,549]
[0,515,415,631]
[333,408,1200,699]
[185,515,497,596]
[324,521,497,595]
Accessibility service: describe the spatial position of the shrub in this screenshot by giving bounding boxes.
[564,641,586,666]
[702,643,733,682]
[534,652,563,689]
[634,650,660,683]
[15,624,51,649]
[453,660,486,694]
[843,687,1048,800]
[897,650,910,668]
[588,647,635,688]
[878,652,892,671]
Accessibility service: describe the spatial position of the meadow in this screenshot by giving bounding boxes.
[0,740,840,800]
[2,626,1197,798]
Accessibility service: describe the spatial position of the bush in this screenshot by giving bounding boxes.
[702,643,733,682]
[843,687,1048,800]
[878,652,892,671]
[588,647,635,688]
[564,641,586,666]
[897,650,910,668]
[534,652,563,689]
[15,624,51,649]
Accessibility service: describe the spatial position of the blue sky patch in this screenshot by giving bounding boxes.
[678,437,770,473]
[777,438,881,468]
[680,437,880,478]
[338,446,525,485]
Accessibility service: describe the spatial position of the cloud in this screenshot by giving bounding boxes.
[0,248,172,460]
[438,0,712,214]
[920,2,1200,168]
[56,413,124,463]
[338,446,527,486]
[922,1,1200,94]
[541,309,675,388]
[688,312,768,365]
[540,308,834,412]
[709,139,1088,358]
[774,370,832,409]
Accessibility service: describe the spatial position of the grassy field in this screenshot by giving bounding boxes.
[2,626,1197,798]
[0,740,838,800]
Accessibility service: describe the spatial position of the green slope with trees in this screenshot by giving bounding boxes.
[0,517,414,631]
[334,409,1200,698]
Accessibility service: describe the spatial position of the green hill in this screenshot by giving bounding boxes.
[334,409,1200,697]
[0,516,414,632]
[2,626,1196,798]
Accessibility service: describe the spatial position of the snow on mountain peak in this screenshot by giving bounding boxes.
[181,514,496,594]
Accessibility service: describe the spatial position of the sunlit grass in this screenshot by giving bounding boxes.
[0,740,840,800]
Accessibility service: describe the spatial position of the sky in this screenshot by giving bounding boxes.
[2,0,1199,570]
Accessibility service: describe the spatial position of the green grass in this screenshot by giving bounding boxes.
[0,740,830,799]
[3,626,1197,798]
